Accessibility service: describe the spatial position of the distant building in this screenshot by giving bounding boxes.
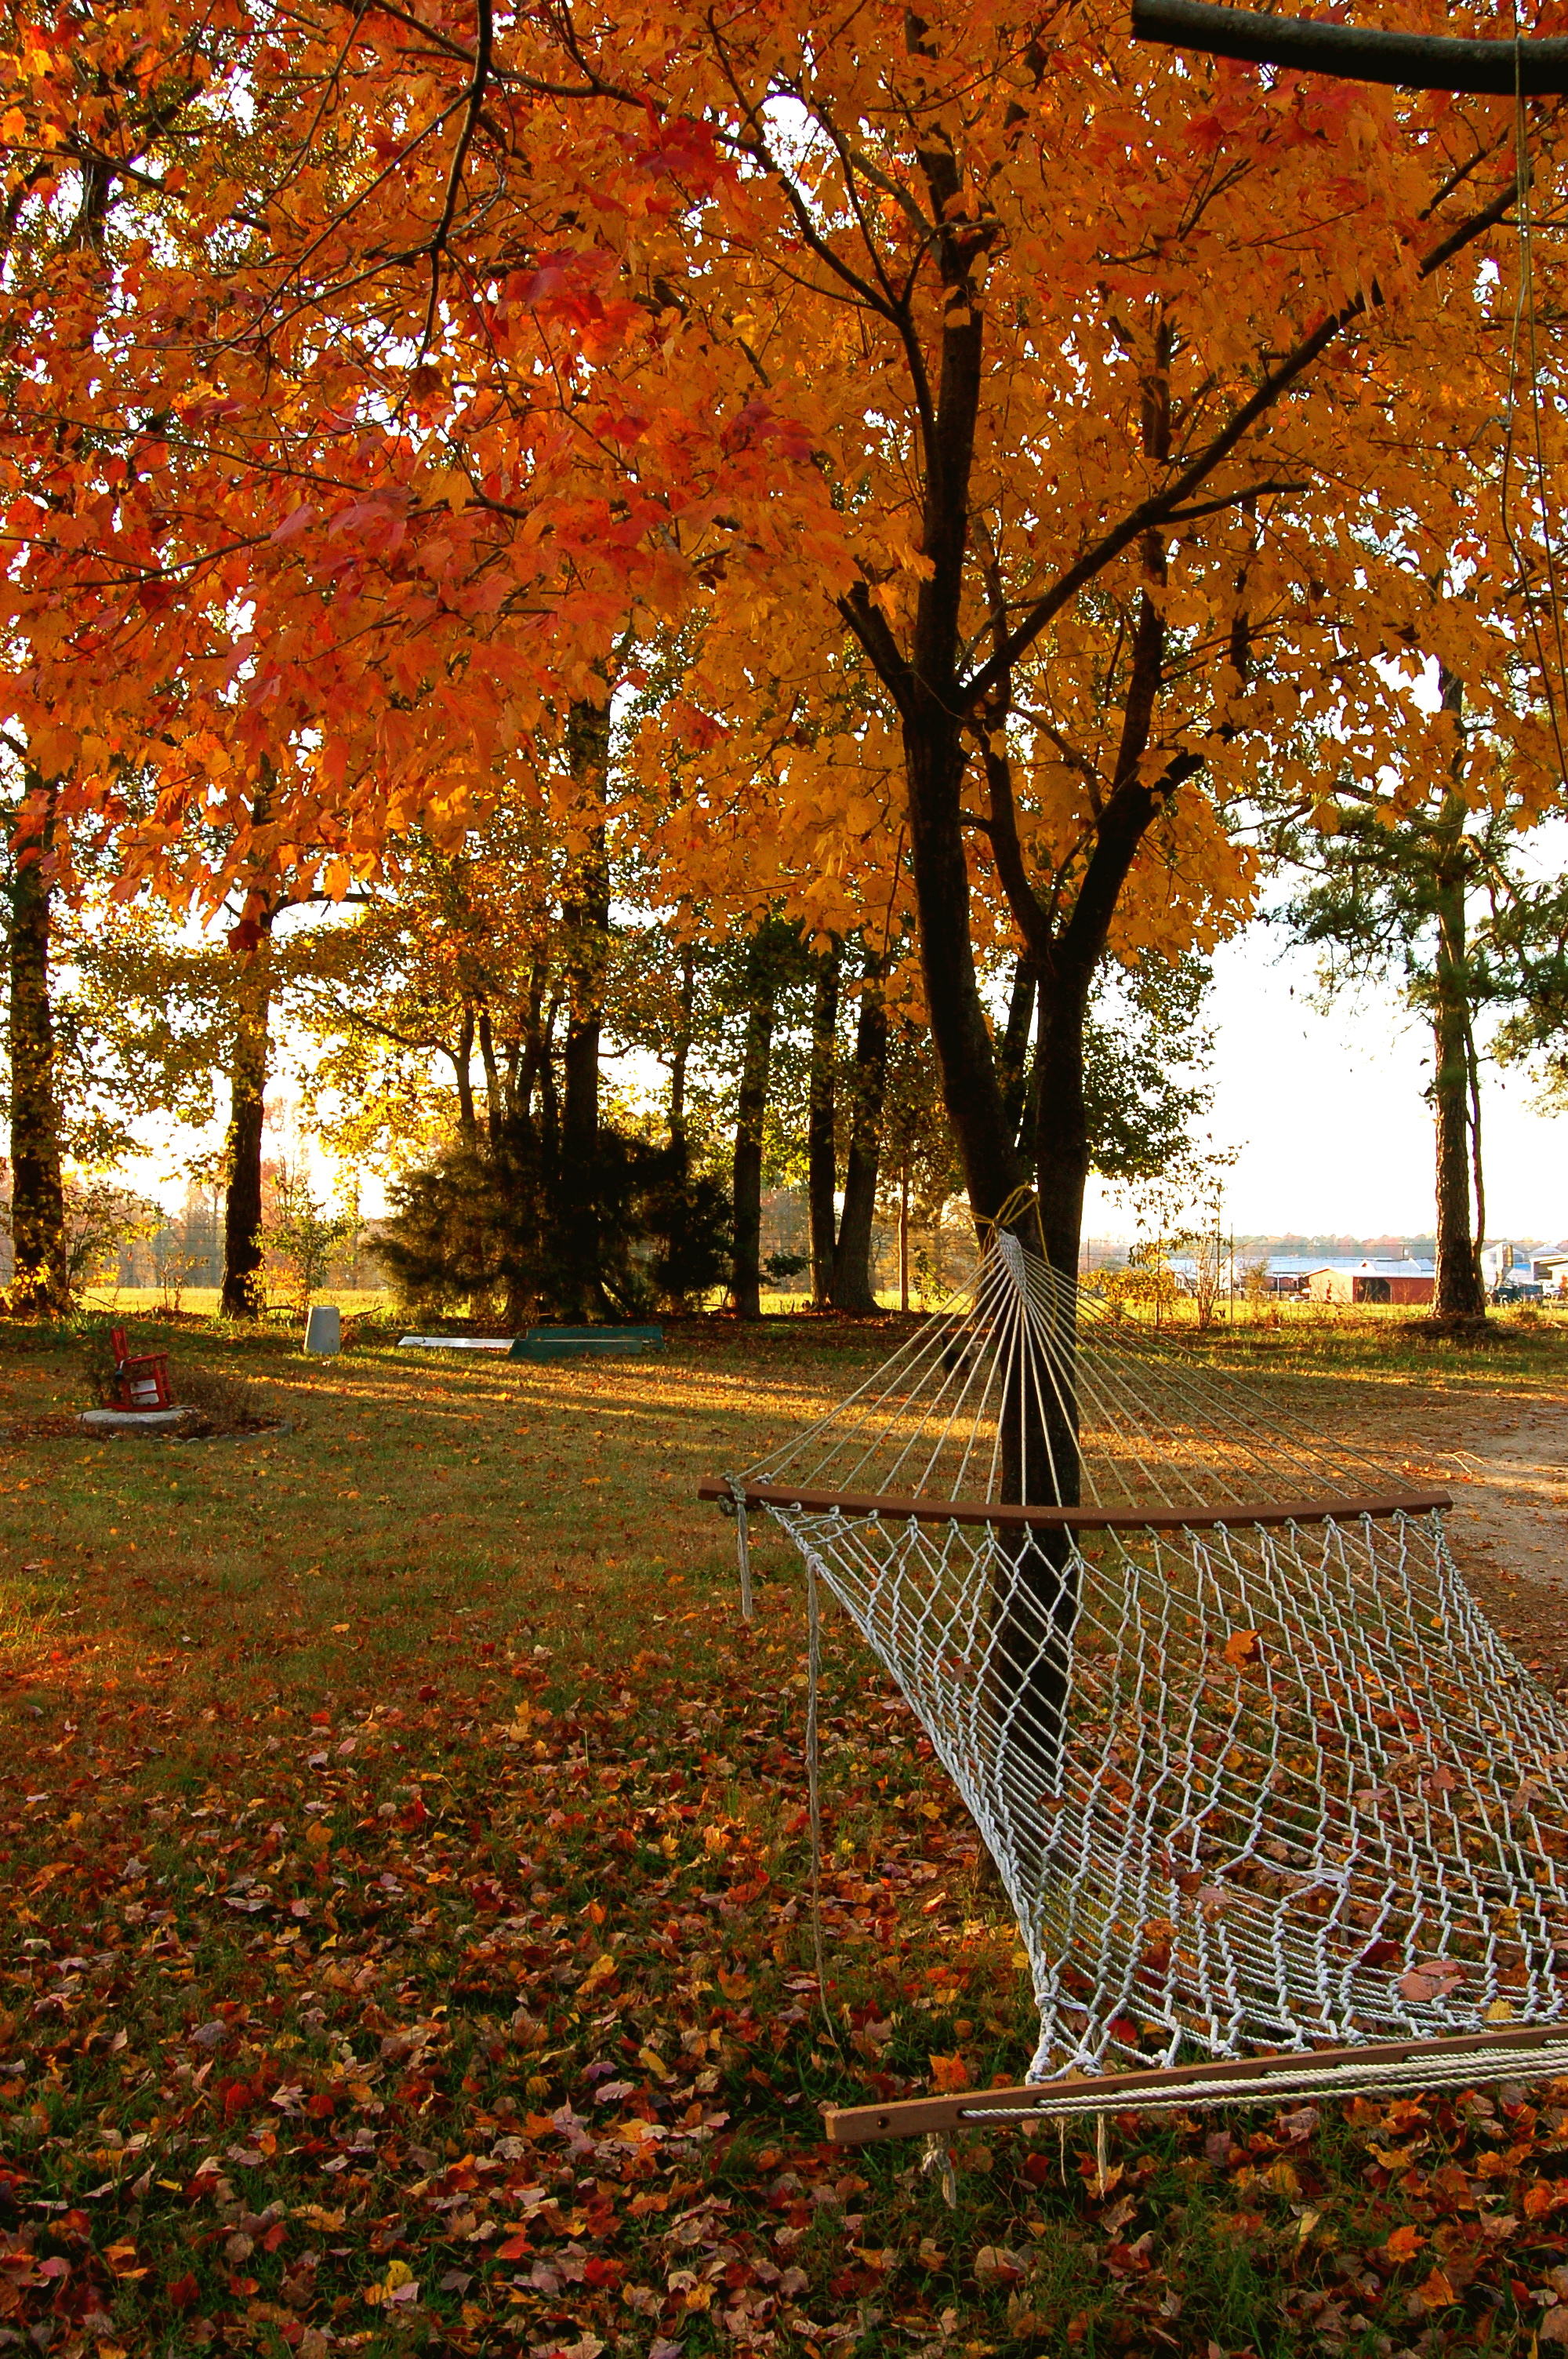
[1482,1241,1524,1289]
[1531,1245,1568,1296]
[1306,1258,1436,1306]
[1247,1254,1352,1298]
[1482,1241,1548,1299]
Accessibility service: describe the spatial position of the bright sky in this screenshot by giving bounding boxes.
[1084,925,1567,1246]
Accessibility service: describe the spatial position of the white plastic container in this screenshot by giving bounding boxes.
[303,1304,342,1356]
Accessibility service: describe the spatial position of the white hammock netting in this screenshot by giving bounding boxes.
[707,1229,1568,2112]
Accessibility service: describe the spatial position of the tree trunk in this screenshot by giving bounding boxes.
[537,995,561,1167]
[1031,961,1096,1285]
[731,937,777,1321]
[898,1163,910,1311]
[831,965,888,1311]
[478,1006,505,1147]
[808,942,841,1307]
[514,955,550,1133]
[1432,943,1486,1317]
[452,1002,478,1143]
[1431,674,1487,1321]
[221,907,274,1318]
[842,227,1172,1848]
[670,943,696,1161]
[902,707,1028,1230]
[5,780,66,1317]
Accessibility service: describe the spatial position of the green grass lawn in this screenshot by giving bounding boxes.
[4,1312,1568,2357]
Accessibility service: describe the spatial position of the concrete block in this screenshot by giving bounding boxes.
[80,1406,193,1435]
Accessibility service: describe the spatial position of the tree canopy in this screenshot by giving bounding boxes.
[2,0,1566,1307]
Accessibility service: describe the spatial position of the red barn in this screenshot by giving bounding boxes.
[1306,1259,1436,1306]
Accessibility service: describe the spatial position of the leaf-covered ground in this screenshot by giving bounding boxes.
[5,1314,1568,2357]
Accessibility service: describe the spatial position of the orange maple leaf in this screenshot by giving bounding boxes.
[1415,2265,1457,2310]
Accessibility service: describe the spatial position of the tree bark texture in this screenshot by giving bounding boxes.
[5,780,66,1316]
[731,941,776,1321]
[1030,962,1097,1281]
[221,911,274,1318]
[831,967,888,1312]
[808,942,841,1308]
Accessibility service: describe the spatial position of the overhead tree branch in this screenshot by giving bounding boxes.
[1133,0,1568,94]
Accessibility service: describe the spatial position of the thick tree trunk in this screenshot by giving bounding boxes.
[731,941,777,1321]
[1030,961,1095,1285]
[558,698,612,1315]
[1431,674,1487,1321]
[831,967,888,1311]
[848,228,1171,1843]
[808,942,840,1307]
[990,710,1163,1842]
[221,911,274,1318]
[5,781,66,1317]
[903,707,1028,1228]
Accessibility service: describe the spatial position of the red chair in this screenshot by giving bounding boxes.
[109,1326,172,1412]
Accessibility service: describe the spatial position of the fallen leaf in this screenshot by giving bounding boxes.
[1415,2264,1457,2310]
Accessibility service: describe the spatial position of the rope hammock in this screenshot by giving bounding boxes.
[700,1217,1568,2136]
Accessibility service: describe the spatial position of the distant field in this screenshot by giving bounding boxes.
[80,1281,1568,1332]
[79,1288,396,1322]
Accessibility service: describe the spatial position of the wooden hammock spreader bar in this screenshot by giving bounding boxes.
[697,1477,1451,1533]
[824,2020,1568,2142]
[1131,0,1568,92]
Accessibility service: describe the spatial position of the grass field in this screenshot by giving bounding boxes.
[5,1310,1568,2357]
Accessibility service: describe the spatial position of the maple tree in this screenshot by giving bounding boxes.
[601,5,1568,1284]
[0,0,228,1311]
[2,2,1565,1332]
